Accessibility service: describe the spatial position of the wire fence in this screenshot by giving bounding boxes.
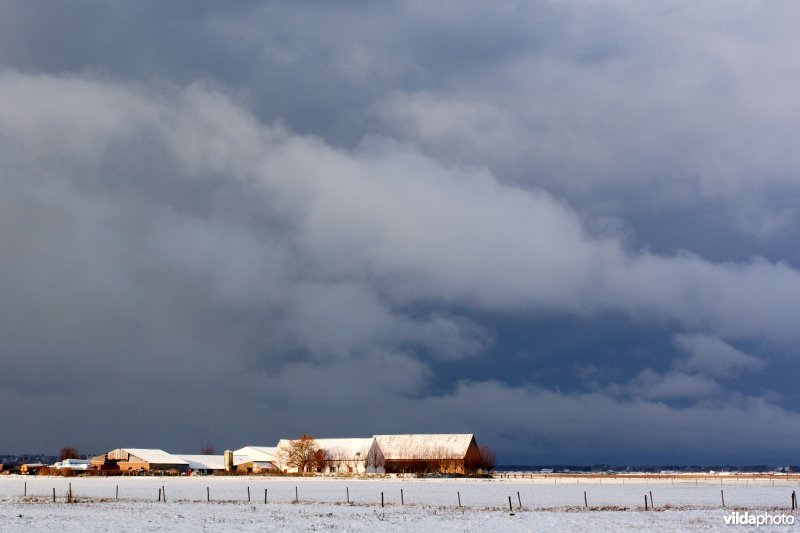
[2,477,799,511]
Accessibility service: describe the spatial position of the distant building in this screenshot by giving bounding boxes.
[53,459,91,471]
[19,463,46,475]
[374,434,482,475]
[91,448,189,473]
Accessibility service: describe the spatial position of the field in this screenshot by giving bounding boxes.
[1,475,798,531]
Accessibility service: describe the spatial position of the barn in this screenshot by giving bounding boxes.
[373,434,482,475]
[91,448,189,473]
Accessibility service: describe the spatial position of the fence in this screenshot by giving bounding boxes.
[2,477,799,511]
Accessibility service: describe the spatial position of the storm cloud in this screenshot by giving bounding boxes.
[0,1,798,463]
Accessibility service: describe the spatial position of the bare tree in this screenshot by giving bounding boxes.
[58,447,80,461]
[286,435,319,473]
[478,446,496,472]
[313,449,328,473]
[200,445,215,455]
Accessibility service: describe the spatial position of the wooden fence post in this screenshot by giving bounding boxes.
[649,491,654,509]
[644,495,648,511]
[162,486,166,503]
[207,486,210,502]
[247,486,250,502]
[517,491,521,509]
[52,488,55,503]
[24,482,26,497]
[583,491,587,508]
[508,496,513,512]
[264,488,268,504]
[381,492,384,508]
[401,488,404,505]
[457,491,461,507]
[346,487,349,504]
[116,485,119,500]
[295,486,298,503]
[158,488,161,502]
[720,489,725,508]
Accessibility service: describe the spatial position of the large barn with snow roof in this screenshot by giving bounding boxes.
[373,434,482,474]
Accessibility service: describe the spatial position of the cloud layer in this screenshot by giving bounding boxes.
[0,1,798,463]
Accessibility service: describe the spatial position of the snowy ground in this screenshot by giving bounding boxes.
[1,476,798,531]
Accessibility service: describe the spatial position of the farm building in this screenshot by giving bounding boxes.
[275,438,383,474]
[374,434,482,475]
[175,455,225,475]
[91,448,189,473]
[52,458,91,471]
[231,446,280,474]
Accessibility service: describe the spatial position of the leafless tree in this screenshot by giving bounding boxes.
[478,446,496,472]
[286,435,319,473]
[58,447,80,461]
[200,445,215,455]
[313,449,328,473]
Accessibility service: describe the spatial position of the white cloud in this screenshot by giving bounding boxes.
[674,333,764,378]
[1,70,799,458]
[627,369,721,401]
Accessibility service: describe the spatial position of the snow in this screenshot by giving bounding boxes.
[175,455,225,471]
[114,449,189,465]
[232,447,279,463]
[374,434,474,460]
[277,438,374,459]
[1,476,798,531]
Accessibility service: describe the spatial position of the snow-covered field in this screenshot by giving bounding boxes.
[1,476,798,531]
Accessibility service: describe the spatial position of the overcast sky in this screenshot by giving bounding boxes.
[1,1,799,464]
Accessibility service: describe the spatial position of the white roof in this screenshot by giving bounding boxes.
[276,438,375,460]
[233,446,279,463]
[121,448,189,465]
[177,455,225,470]
[373,434,476,460]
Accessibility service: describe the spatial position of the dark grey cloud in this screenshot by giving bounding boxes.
[0,1,798,463]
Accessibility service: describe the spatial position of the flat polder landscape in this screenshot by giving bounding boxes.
[2,475,799,531]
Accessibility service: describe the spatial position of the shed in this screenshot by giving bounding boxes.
[231,446,279,474]
[176,455,225,475]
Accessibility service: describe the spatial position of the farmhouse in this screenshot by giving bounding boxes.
[374,434,482,475]
[276,438,383,474]
[91,448,189,473]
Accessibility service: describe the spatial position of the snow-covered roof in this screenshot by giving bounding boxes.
[233,446,279,463]
[176,455,225,470]
[276,438,374,460]
[114,448,189,465]
[373,434,476,460]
